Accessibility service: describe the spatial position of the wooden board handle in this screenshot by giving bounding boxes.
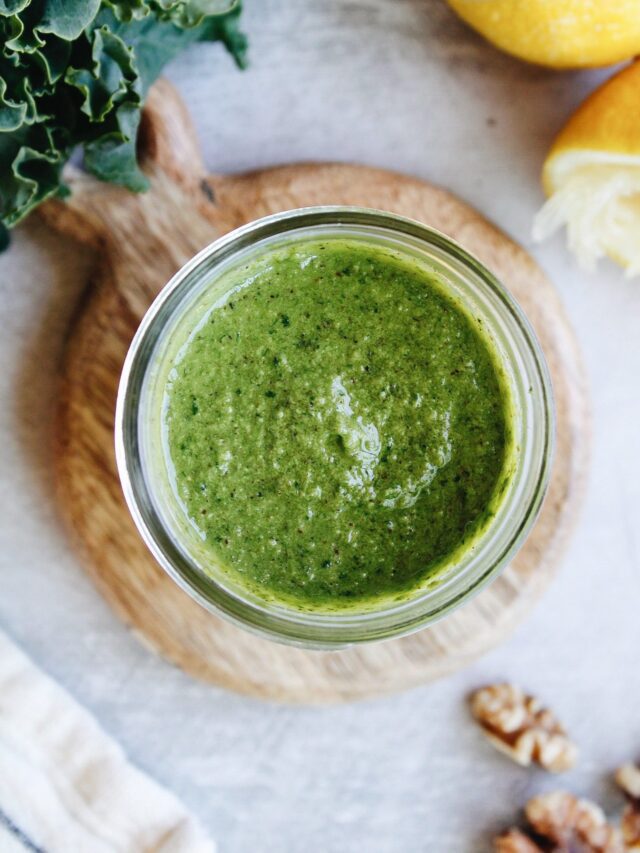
[37,80,215,251]
[138,79,206,186]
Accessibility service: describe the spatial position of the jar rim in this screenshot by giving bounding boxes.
[115,206,555,648]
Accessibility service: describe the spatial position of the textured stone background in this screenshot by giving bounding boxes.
[1,2,639,850]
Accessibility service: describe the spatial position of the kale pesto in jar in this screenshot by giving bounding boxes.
[164,239,514,610]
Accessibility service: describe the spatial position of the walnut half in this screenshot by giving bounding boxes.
[494,828,545,852]
[525,792,626,853]
[494,791,626,853]
[470,684,578,772]
[616,763,640,851]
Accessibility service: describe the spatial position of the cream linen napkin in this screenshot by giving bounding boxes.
[0,629,215,853]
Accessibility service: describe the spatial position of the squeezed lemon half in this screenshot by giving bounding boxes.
[534,62,640,276]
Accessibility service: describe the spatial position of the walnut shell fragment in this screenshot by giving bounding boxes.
[494,792,626,853]
[470,684,578,772]
[616,763,640,850]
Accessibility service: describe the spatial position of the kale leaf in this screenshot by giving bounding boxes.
[0,0,246,243]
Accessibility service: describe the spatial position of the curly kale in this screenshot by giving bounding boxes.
[0,0,246,243]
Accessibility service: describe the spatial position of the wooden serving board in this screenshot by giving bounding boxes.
[40,80,589,703]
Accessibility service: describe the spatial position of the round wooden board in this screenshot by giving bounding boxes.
[40,81,589,703]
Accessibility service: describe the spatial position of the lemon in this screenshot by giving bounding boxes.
[446,0,640,69]
[533,61,640,276]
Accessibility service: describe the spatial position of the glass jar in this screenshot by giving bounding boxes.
[116,207,554,648]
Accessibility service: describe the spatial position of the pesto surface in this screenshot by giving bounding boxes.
[164,240,512,609]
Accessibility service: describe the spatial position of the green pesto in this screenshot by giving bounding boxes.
[164,240,512,609]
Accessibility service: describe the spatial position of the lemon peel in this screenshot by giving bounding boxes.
[446,0,640,69]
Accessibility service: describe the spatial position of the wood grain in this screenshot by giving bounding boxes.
[39,80,589,703]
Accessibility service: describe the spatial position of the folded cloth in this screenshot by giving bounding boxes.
[0,628,215,853]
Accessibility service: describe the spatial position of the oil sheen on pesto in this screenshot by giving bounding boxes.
[164,239,512,610]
